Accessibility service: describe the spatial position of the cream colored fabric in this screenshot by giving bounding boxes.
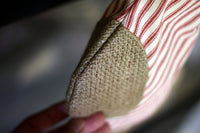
[66,18,149,117]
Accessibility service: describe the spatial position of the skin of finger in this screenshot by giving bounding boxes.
[81,112,106,133]
[28,101,68,132]
[13,122,34,133]
[66,118,85,132]
[48,118,85,133]
[48,111,106,133]
[27,112,57,132]
[13,101,68,133]
[92,123,111,133]
[44,101,68,123]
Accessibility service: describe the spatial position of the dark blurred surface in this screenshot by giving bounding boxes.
[0,1,110,132]
[0,0,75,27]
[0,0,200,133]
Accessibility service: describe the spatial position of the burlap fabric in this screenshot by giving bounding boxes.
[66,18,149,117]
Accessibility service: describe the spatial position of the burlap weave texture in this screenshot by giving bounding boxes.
[66,18,149,117]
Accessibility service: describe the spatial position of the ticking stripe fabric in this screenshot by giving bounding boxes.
[102,0,200,132]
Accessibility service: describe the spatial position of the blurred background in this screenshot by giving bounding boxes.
[0,0,199,133]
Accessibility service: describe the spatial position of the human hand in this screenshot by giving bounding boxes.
[13,101,110,133]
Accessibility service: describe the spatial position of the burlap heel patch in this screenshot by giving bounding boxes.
[66,18,149,117]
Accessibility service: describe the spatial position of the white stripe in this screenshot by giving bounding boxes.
[145,3,200,94]
[164,0,188,19]
[139,1,169,39]
[134,0,157,35]
[145,1,198,70]
[124,0,149,28]
[113,78,172,131]
[144,26,199,100]
[169,28,199,77]
[145,19,200,96]
[102,0,200,131]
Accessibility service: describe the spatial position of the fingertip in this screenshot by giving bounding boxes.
[92,122,111,133]
[85,111,105,122]
[82,112,106,133]
[65,118,85,133]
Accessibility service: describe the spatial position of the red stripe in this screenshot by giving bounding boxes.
[102,1,114,18]
[116,1,136,20]
[145,15,199,97]
[116,5,132,20]
[143,0,191,48]
[134,0,155,35]
[126,0,142,29]
[125,5,134,28]
[175,31,199,73]
[115,0,127,16]
[111,0,120,15]
[147,41,159,60]
[107,0,200,130]
[175,37,197,73]
[146,7,200,92]
[125,3,135,28]
[143,24,161,48]
[148,21,199,97]
[165,0,181,11]
[144,28,198,100]
[149,1,199,70]
[165,0,191,21]
[139,0,167,39]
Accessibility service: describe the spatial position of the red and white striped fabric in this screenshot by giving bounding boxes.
[102,0,200,131]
